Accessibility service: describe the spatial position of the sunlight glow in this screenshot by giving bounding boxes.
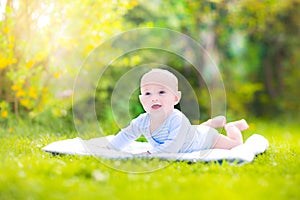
[0,0,7,21]
[37,14,50,28]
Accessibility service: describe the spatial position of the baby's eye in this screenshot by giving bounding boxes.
[159,90,166,95]
[145,92,151,96]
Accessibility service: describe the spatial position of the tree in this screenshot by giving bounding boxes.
[123,0,300,118]
[0,0,137,120]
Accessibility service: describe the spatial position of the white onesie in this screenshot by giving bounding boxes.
[108,109,219,153]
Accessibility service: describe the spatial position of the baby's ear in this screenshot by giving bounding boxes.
[139,94,143,102]
[174,91,181,105]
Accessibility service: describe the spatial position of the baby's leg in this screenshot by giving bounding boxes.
[212,125,243,149]
[224,124,243,144]
[226,119,249,131]
[202,115,226,128]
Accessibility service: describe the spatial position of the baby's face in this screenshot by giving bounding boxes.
[139,84,180,116]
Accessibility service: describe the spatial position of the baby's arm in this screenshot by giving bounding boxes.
[108,117,143,151]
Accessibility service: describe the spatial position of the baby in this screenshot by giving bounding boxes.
[108,69,249,154]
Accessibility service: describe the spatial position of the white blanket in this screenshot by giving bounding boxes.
[42,134,269,163]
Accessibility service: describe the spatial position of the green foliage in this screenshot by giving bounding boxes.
[124,0,300,119]
[0,0,137,122]
[0,0,299,132]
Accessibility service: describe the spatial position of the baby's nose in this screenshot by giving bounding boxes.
[151,96,159,102]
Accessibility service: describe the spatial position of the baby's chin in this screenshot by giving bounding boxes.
[148,107,173,117]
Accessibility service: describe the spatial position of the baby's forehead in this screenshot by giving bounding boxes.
[140,84,169,91]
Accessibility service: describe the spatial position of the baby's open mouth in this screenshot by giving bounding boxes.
[151,104,162,109]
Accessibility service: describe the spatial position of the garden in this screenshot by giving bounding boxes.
[0,1,299,199]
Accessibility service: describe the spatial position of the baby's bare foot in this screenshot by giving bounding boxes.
[204,115,226,128]
[225,119,249,131]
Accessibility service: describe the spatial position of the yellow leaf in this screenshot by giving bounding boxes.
[8,35,15,42]
[20,99,30,108]
[28,87,38,99]
[54,72,60,79]
[35,52,46,61]
[84,44,96,56]
[11,84,21,91]
[8,43,14,50]
[16,90,25,97]
[1,110,8,118]
[2,26,9,34]
[0,57,9,69]
[130,0,138,7]
[26,60,35,69]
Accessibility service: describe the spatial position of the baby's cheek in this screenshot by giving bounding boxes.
[140,101,149,111]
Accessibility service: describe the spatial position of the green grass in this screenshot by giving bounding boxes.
[0,119,299,200]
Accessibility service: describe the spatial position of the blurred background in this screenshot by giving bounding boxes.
[0,0,299,133]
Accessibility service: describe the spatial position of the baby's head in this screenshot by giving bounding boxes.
[139,69,181,115]
[140,69,179,95]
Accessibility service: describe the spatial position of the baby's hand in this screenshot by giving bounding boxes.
[101,145,110,150]
[135,151,151,155]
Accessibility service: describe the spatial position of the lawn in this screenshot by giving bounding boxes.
[0,119,299,200]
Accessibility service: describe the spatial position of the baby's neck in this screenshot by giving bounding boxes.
[149,111,172,133]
